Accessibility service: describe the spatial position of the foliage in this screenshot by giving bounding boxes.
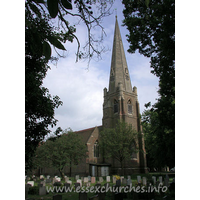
[28,186,39,195]
[122,0,175,169]
[33,130,87,177]
[100,120,138,175]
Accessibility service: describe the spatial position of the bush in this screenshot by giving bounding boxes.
[28,186,39,195]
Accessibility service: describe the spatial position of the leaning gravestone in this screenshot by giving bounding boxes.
[79,192,87,200]
[53,194,62,200]
[39,186,46,195]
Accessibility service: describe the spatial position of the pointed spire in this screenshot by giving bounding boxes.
[108,16,132,93]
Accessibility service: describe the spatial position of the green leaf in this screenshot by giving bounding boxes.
[61,0,72,10]
[43,41,51,60]
[28,2,41,18]
[47,0,59,18]
[48,36,66,50]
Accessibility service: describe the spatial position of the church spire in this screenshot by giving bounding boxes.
[108,16,132,93]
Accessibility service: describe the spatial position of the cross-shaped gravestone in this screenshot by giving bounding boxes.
[91,177,96,183]
[137,176,141,183]
[142,177,147,186]
[106,176,110,182]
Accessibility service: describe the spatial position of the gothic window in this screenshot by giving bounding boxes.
[94,140,99,158]
[127,99,132,114]
[114,99,118,113]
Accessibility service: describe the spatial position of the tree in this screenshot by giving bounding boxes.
[34,130,87,178]
[100,120,138,175]
[122,0,175,169]
[25,0,113,171]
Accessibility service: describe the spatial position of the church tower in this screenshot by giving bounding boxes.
[102,16,147,173]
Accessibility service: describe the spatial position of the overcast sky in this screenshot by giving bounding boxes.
[42,1,159,134]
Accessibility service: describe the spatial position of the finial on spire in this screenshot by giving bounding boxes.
[114,8,117,18]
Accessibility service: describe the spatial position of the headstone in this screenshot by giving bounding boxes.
[122,178,127,185]
[77,179,82,187]
[74,182,81,189]
[152,176,156,185]
[142,177,147,186]
[84,177,89,183]
[27,181,34,187]
[99,177,103,183]
[88,176,91,182]
[75,175,80,180]
[53,177,57,184]
[112,176,116,184]
[159,176,163,184]
[65,177,69,182]
[53,194,62,200]
[127,175,131,180]
[137,176,141,183]
[127,179,132,186]
[39,186,46,195]
[91,177,96,184]
[106,176,110,182]
[56,177,61,182]
[81,177,84,182]
[116,179,121,186]
[40,180,46,186]
[40,175,44,179]
[120,176,124,182]
[67,180,72,186]
[47,175,50,179]
[79,192,87,200]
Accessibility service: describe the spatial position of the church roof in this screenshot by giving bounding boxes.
[109,16,132,93]
[75,126,103,144]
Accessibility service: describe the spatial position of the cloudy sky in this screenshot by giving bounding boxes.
[42,1,159,134]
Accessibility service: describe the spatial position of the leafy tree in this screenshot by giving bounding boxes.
[25,0,113,171]
[122,0,175,169]
[34,130,87,178]
[100,120,138,175]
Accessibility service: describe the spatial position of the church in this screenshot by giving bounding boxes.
[40,16,147,177]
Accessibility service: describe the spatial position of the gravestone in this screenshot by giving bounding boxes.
[152,176,156,185]
[65,176,69,182]
[142,177,147,186]
[47,175,50,179]
[120,176,124,182]
[112,176,116,184]
[75,175,80,180]
[81,177,84,182]
[116,179,121,186]
[99,177,103,183]
[74,182,81,189]
[106,176,110,182]
[127,179,132,186]
[39,186,46,195]
[159,176,163,184]
[137,176,141,183]
[77,179,82,187]
[91,177,96,184]
[56,177,61,182]
[122,178,127,185]
[84,177,89,183]
[53,194,62,200]
[67,180,72,186]
[40,175,44,179]
[27,181,34,187]
[79,192,87,200]
[127,175,131,180]
[40,181,46,187]
[88,176,91,182]
[53,177,57,184]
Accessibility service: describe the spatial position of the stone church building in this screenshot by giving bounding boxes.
[40,17,147,177]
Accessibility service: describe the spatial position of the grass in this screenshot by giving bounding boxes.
[26,172,175,200]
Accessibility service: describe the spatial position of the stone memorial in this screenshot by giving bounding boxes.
[127,175,131,180]
[142,177,147,186]
[39,186,46,195]
[77,179,82,187]
[112,176,116,184]
[27,181,34,187]
[40,175,44,179]
[152,176,156,185]
[47,175,50,179]
[67,180,72,186]
[91,177,96,184]
[106,176,110,182]
[65,177,69,182]
[75,175,79,180]
[99,177,103,183]
[137,176,141,183]
[84,177,89,183]
[159,176,163,184]
[127,178,132,186]
[122,178,127,185]
[88,176,91,182]
[120,176,124,182]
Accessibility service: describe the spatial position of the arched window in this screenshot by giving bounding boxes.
[127,99,132,114]
[114,99,118,113]
[94,140,99,158]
